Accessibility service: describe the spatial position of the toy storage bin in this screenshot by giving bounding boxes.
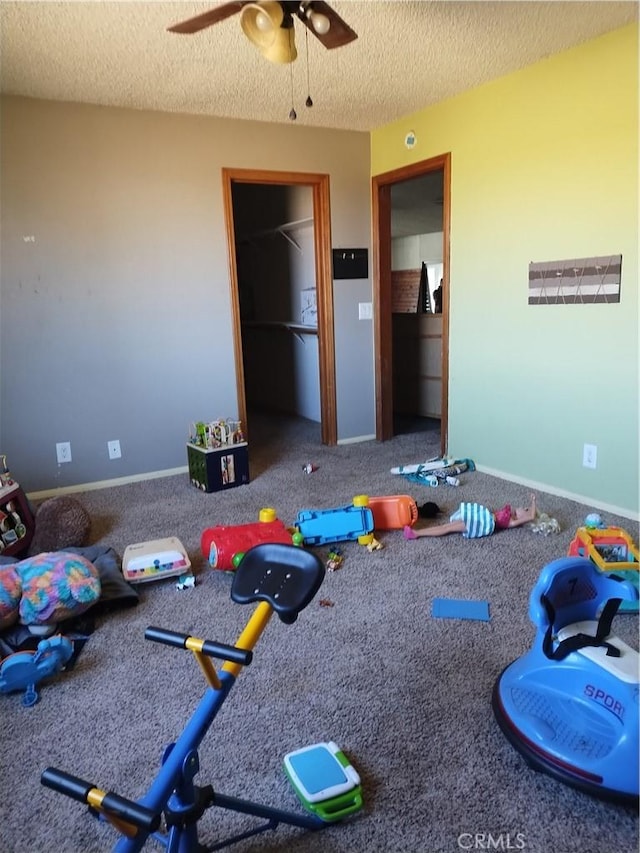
[0,483,34,557]
[187,442,250,493]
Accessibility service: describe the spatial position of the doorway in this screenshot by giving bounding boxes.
[372,153,451,456]
[222,168,337,446]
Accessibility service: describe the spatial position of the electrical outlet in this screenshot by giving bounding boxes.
[108,440,122,460]
[56,442,72,464]
[583,443,597,469]
[358,302,373,320]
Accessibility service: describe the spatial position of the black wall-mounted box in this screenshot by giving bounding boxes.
[332,248,368,280]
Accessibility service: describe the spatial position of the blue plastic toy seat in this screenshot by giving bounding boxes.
[528,556,638,661]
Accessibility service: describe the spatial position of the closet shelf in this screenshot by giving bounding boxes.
[242,320,318,344]
[238,217,313,253]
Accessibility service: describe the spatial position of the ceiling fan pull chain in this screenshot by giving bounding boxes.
[305,26,313,108]
[289,60,297,120]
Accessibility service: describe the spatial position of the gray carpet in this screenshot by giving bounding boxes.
[2,414,638,853]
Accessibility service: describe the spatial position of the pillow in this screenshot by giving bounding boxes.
[29,496,91,555]
[16,552,101,626]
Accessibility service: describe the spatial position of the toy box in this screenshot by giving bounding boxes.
[187,442,250,493]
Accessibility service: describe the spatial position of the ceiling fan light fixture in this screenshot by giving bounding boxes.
[240,1,297,63]
[307,9,330,35]
[255,11,273,31]
[260,24,297,63]
[240,2,284,48]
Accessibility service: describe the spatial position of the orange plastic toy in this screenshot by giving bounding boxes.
[368,495,418,530]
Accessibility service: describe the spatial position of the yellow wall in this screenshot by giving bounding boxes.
[372,24,639,516]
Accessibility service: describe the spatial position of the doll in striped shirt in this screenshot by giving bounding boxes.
[404,494,537,540]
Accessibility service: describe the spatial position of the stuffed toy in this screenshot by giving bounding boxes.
[0,551,101,634]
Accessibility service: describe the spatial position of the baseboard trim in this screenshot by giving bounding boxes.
[26,461,639,522]
[337,434,376,445]
[27,467,189,501]
[476,464,639,522]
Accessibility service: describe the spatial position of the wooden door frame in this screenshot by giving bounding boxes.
[222,168,337,445]
[372,152,451,454]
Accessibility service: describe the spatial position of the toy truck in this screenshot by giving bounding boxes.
[294,496,374,546]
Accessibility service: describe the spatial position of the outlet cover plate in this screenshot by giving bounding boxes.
[56,442,71,464]
[583,443,597,469]
[108,440,122,460]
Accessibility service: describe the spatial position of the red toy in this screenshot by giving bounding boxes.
[201,508,301,571]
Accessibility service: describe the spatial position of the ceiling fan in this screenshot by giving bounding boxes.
[168,1,357,64]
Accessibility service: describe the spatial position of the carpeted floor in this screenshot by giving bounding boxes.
[1,413,638,853]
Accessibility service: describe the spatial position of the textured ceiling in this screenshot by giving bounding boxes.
[1,1,637,132]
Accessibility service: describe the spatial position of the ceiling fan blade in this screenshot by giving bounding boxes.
[294,1,357,50]
[167,1,250,34]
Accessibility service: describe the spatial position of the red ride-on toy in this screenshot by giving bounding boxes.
[201,508,301,571]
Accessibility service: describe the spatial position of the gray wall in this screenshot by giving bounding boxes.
[0,96,374,491]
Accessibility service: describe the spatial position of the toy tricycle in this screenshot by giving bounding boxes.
[41,544,363,851]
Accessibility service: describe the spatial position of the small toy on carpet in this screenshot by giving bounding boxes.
[432,598,490,622]
[326,549,344,571]
[527,511,561,535]
[391,457,475,487]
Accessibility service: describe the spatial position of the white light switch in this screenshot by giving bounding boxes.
[359,302,373,320]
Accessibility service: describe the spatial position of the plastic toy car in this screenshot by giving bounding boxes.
[294,496,374,546]
[368,494,418,529]
[201,508,300,571]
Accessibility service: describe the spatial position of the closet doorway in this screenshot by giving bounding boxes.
[372,153,451,455]
[222,168,337,445]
